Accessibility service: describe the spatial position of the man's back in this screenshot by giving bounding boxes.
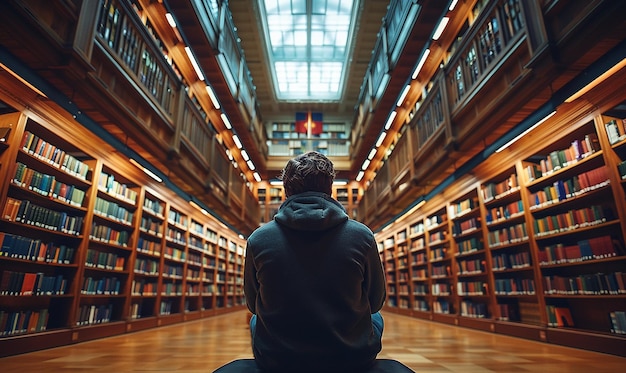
[244,191,386,372]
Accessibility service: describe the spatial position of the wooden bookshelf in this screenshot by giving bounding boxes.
[379,103,626,356]
[0,107,247,356]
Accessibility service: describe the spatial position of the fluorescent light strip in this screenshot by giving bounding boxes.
[165,13,177,28]
[253,172,261,182]
[356,171,364,182]
[129,158,162,183]
[232,134,242,149]
[432,17,449,41]
[247,160,255,170]
[361,159,371,170]
[221,113,232,129]
[241,150,250,161]
[495,110,556,153]
[368,148,377,160]
[184,47,205,81]
[565,58,626,102]
[206,85,221,109]
[189,200,209,216]
[333,180,348,186]
[375,132,387,147]
[412,49,431,79]
[270,180,283,186]
[449,0,459,11]
[397,85,411,107]
[384,111,397,130]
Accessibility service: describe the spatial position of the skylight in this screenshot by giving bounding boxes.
[259,0,358,101]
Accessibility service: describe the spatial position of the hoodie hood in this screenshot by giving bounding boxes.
[274,191,348,232]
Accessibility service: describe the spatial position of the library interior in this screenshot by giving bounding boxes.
[1,0,626,371]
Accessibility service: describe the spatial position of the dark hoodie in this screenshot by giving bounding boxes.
[244,191,386,372]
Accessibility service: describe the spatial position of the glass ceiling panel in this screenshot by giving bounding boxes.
[260,0,358,101]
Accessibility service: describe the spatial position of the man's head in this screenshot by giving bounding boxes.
[280,151,336,197]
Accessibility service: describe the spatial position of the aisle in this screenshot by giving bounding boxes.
[0,310,624,372]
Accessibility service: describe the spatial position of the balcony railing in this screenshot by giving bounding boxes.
[268,139,350,157]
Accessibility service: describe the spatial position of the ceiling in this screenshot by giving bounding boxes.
[228,0,390,138]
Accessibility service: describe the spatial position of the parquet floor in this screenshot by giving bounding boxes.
[1,310,624,372]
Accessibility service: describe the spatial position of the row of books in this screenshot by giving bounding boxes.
[429,231,447,245]
[543,272,626,295]
[432,264,451,278]
[412,268,427,280]
[137,236,162,256]
[165,226,187,245]
[450,197,477,219]
[492,251,531,271]
[81,276,122,295]
[140,216,162,236]
[413,284,428,295]
[410,237,425,251]
[3,198,84,235]
[134,258,160,275]
[89,223,131,246]
[0,271,67,296]
[412,251,427,265]
[0,233,76,264]
[432,283,451,296]
[410,222,425,236]
[457,258,484,275]
[20,130,90,180]
[76,303,114,326]
[425,213,446,228]
[162,263,183,278]
[457,237,482,255]
[487,222,528,247]
[604,119,626,145]
[85,248,125,271]
[168,208,188,228]
[546,305,574,327]
[618,160,626,179]
[98,171,138,204]
[161,282,183,296]
[130,302,146,319]
[12,162,87,207]
[142,196,164,217]
[413,300,429,312]
[93,196,135,225]
[460,300,488,318]
[0,309,49,336]
[430,247,447,261]
[525,133,600,182]
[529,166,609,209]
[532,205,607,237]
[457,281,487,296]
[609,310,626,334]
[497,303,520,322]
[452,217,480,236]
[433,300,451,314]
[163,246,186,261]
[482,173,519,202]
[494,278,535,295]
[131,279,158,296]
[537,235,620,265]
[485,200,524,225]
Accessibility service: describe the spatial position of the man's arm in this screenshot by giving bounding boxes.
[366,239,387,312]
[243,243,258,314]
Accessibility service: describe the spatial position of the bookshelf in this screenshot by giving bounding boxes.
[378,103,626,356]
[0,107,247,356]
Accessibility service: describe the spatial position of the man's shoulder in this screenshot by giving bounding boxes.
[248,221,281,240]
[344,219,374,237]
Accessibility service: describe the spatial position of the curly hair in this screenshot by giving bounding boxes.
[280,151,336,197]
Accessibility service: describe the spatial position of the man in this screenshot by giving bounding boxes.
[244,151,386,372]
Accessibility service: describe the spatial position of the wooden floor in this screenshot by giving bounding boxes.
[1,310,625,372]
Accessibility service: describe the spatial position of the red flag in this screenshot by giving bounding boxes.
[294,112,323,135]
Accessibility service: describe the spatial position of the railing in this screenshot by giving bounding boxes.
[268,139,350,157]
[388,128,412,181]
[180,97,214,166]
[446,0,526,110]
[96,0,177,117]
[412,74,446,150]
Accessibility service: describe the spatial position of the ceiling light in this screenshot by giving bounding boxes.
[449,0,459,11]
[270,180,283,186]
[232,134,243,149]
[384,111,397,130]
[221,113,232,129]
[253,172,261,182]
[397,86,410,107]
[165,13,177,28]
[356,171,364,182]
[241,150,250,161]
[368,148,377,160]
[565,58,626,102]
[184,47,204,81]
[375,132,387,147]
[247,160,256,170]
[206,85,221,109]
[495,110,556,152]
[412,49,431,79]
[432,17,449,41]
[129,158,162,183]
[361,159,370,170]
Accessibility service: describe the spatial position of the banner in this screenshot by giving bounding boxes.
[295,112,323,135]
